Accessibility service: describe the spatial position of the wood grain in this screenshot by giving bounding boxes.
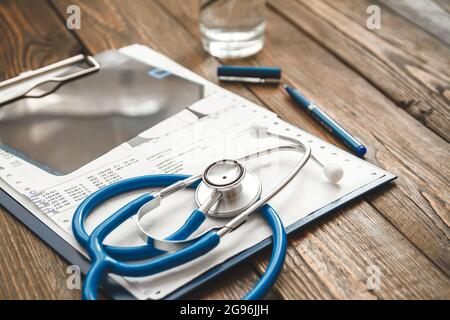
[434,0,450,13]
[379,0,450,45]
[269,0,450,142]
[47,1,446,297]
[0,0,82,299]
[157,0,450,299]
[0,0,448,300]
[0,0,81,80]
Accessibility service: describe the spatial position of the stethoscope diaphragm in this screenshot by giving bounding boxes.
[195,159,262,218]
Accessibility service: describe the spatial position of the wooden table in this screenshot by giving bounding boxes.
[0,0,449,300]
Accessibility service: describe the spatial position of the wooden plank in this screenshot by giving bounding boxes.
[434,0,450,13]
[189,256,280,300]
[379,0,450,45]
[49,0,271,300]
[44,0,450,300]
[157,0,450,299]
[0,0,81,80]
[268,0,450,142]
[271,0,450,272]
[0,0,82,299]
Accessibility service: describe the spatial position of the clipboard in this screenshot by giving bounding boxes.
[0,45,396,299]
[0,54,100,106]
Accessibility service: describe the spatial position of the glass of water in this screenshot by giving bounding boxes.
[200,0,266,59]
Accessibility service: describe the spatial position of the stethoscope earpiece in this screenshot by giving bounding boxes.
[322,163,344,183]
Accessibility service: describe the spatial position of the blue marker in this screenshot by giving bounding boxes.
[284,84,367,157]
[218,66,281,83]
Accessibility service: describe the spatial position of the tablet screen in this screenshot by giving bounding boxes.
[0,51,207,175]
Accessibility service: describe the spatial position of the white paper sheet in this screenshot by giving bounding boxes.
[0,44,393,299]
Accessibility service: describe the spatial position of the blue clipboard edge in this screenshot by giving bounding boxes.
[0,173,396,300]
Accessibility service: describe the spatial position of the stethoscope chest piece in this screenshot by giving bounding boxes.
[195,159,262,218]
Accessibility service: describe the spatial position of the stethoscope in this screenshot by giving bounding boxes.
[72,124,344,300]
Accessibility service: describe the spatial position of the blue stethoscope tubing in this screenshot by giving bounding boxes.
[73,174,287,300]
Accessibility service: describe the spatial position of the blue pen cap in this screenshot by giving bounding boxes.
[218,66,282,79]
[356,145,367,157]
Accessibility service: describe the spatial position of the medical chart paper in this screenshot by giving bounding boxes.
[0,44,395,299]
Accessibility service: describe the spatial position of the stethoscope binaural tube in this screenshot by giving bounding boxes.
[73,174,287,300]
[73,174,203,261]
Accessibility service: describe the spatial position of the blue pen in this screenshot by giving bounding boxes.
[284,85,367,157]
